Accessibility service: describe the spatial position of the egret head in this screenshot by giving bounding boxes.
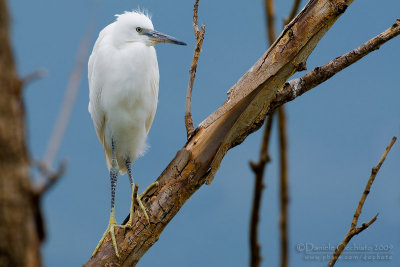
[114,11,186,47]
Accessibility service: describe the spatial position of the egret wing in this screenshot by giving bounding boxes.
[145,63,159,134]
[88,25,114,169]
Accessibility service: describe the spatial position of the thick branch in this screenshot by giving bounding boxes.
[84,1,368,265]
[185,0,205,139]
[328,137,397,266]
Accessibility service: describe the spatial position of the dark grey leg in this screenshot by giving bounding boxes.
[124,158,152,223]
[125,158,134,188]
[110,138,119,211]
[123,158,136,227]
[92,137,120,258]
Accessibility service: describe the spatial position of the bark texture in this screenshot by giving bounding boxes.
[0,0,42,266]
[85,0,355,265]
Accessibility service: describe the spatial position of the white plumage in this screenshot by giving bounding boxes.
[88,12,159,174]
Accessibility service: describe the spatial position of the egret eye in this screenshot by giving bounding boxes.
[136,27,143,33]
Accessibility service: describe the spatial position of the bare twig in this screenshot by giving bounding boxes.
[328,136,397,266]
[21,68,47,85]
[33,160,67,195]
[277,107,289,267]
[265,0,276,45]
[41,24,93,173]
[265,1,292,266]
[250,1,291,266]
[284,0,302,25]
[270,19,400,114]
[248,1,277,265]
[185,0,205,139]
[249,115,273,267]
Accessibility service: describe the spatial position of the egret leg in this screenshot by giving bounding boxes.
[92,139,120,258]
[124,159,159,225]
[123,159,136,228]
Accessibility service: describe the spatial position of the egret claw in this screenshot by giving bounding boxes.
[92,224,119,258]
[92,209,120,258]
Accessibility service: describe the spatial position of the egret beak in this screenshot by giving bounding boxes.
[144,30,187,46]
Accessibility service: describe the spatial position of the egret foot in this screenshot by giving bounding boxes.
[92,209,120,258]
[138,181,159,222]
[121,184,138,229]
[124,182,159,226]
[139,181,159,199]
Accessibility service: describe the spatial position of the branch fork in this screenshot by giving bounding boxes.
[328,137,397,266]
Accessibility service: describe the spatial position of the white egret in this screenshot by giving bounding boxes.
[88,10,186,257]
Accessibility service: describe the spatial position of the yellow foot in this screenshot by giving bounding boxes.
[138,181,159,223]
[92,210,120,258]
[139,181,159,199]
[124,182,159,226]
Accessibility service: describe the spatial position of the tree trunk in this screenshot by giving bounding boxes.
[0,1,42,266]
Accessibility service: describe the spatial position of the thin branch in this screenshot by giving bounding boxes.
[265,0,276,46]
[264,1,292,266]
[41,24,93,172]
[33,160,67,195]
[248,1,277,265]
[270,19,400,114]
[185,0,205,139]
[249,115,273,267]
[284,0,302,25]
[328,136,397,266]
[21,68,47,85]
[278,107,289,267]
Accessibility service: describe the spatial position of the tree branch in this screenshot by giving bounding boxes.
[21,68,47,85]
[84,1,376,265]
[278,107,289,267]
[328,136,397,266]
[263,1,292,266]
[185,0,205,139]
[270,19,400,114]
[249,115,273,267]
[265,0,276,46]
[284,0,302,25]
[33,160,67,196]
[248,0,278,264]
[41,24,93,173]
